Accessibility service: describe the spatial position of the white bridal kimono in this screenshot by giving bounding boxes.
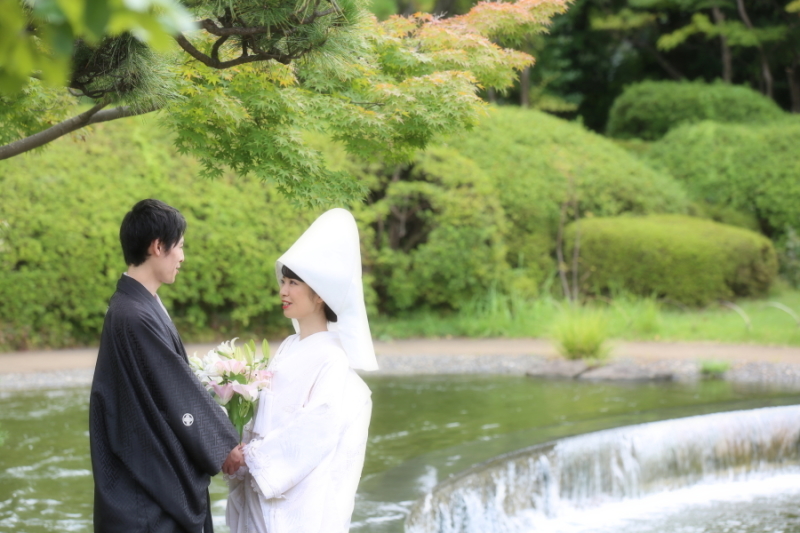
[226,331,372,533]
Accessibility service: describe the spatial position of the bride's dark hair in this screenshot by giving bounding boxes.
[281,265,338,323]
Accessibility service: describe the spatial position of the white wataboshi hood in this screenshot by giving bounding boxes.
[276,208,378,371]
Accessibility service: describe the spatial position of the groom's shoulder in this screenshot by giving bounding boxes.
[106,291,158,327]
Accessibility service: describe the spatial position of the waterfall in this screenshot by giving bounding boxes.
[405,405,800,533]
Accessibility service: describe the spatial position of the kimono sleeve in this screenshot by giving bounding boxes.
[245,356,349,498]
[124,314,239,475]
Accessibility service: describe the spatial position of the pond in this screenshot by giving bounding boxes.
[1,375,799,533]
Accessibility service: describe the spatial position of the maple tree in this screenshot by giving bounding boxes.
[0,0,569,204]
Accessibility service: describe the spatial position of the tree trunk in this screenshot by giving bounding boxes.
[396,0,416,16]
[633,39,685,80]
[487,87,497,103]
[758,51,774,98]
[432,0,457,17]
[712,7,733,83]
[520,66,531,108]
[736,0,774,98]
[788,57,800,113]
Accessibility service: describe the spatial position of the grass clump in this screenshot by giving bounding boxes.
[700,360,731,379]
[550,306,611,361]
[370,288,800,346]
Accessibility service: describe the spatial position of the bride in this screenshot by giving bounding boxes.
[226,208,377,532]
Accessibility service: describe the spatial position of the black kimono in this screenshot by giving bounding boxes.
[90,275,239,532]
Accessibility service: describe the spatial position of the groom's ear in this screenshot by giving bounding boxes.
[148,239,165,258]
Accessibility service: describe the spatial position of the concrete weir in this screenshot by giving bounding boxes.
[405,405,800,533]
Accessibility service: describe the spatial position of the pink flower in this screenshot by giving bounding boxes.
[211,382,235,405]
[253,370,273,381]
[248,370,272,390]
[232,382,260,402]
[215,359,247,376]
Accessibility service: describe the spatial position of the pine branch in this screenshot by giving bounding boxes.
[0,103,159,160]
[175,34,294,67]
[178,1,339,70]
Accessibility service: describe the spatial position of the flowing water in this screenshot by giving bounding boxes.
[405,405,800,533]
[0,376,799,533]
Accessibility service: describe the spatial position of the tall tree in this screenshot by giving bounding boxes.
[0,0,570,204]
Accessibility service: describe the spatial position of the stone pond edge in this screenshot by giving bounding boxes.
[3,354,800,392]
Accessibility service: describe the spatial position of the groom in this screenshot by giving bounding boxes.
[90,199,242,532]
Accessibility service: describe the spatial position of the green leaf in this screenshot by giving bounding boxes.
[84,0,112,39]
[55,0,86,33]
[262,338,271,362]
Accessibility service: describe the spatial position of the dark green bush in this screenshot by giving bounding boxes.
[565,215,778,306]
[444,106,689,289]
[312,137,510,312]
[368,146,508,312]
[778,227,800,288]
[0,118,315,350]
[647,119,800,239]
[607,81,786,141]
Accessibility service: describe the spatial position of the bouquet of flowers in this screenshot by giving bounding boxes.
[189,338,272,442]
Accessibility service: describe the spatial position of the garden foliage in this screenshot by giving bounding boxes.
[0,119,315,349]
[444,106,689,288]
[1,0,570,207]
[3,105,786,350]
[360,146,508,312]
[305,134,510,312]
[606,81,786,140]
[0,119,510,348]
[647,119,800,240]
[565,215,778,306]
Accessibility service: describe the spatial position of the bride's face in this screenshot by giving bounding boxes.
[279,276,325,320]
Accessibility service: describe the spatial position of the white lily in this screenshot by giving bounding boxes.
[216,337,238,357]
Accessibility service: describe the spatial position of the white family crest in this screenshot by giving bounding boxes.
[182,413,194,426]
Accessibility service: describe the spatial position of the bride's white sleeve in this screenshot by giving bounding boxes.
[244,356,349,500]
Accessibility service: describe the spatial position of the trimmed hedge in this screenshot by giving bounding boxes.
[607,81,786,141]
[647,119,800,239]
[0,118,316,350]
[444,106,690,288]
[565,215,778,306]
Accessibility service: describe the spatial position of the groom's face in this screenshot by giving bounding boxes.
[151,236,185,284]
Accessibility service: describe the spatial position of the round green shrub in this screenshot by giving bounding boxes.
[444,106,689,288]
[565,215,778,306]
[647,119,800,239]
[606,81,786,141]
[0,118,316,350]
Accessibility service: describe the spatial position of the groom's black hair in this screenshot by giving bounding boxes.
[281,265,338,323]
[120,199,186,266]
